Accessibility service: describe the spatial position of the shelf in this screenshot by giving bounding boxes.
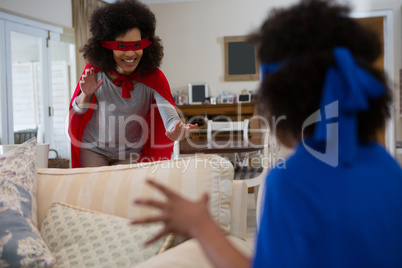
[176,102,262,145]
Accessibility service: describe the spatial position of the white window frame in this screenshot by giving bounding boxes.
[0,11,63,145]
[0,19,6,144]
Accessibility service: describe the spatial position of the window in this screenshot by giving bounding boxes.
[0,11,76,161]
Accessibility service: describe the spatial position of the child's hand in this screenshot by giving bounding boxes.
[131,179,211,245]
[165,121,197,141]
[79,67,103,96]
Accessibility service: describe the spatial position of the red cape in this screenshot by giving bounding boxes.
[68,62,175,168]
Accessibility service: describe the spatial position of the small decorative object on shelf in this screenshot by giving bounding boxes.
[237,94,251,103]
[221,95,235,103]
[178,94,188,105]
[188,83,209,104]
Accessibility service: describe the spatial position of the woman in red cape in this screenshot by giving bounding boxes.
[68,0,195,168]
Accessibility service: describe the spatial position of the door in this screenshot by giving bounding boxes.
[351,11,395,155]
[354,16,386,145]
[48,36,76,160]
[3,20,50,144]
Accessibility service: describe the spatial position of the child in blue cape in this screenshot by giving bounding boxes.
[131,1,402,267]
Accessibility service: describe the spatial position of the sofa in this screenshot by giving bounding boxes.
[0,139,253,267]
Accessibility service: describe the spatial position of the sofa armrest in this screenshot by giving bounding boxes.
[230,180,248,240]
[135,236,253,268]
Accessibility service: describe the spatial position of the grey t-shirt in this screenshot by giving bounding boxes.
[72,71,180,161]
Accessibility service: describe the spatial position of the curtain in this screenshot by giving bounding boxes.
[72,0,106,81]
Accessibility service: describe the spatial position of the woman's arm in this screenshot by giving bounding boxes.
[153,90,197,141]
[131,179,250,268]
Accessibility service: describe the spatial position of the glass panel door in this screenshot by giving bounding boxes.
[49,38,76,160]
[0,19,6,144]
[5,21,49,144]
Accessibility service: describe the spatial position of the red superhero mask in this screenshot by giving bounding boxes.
[100,38,152,51]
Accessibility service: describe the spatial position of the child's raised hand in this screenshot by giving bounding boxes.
[131,179,211,245]
[79,67,103,96]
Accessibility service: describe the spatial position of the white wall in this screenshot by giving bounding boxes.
[0,0,400,146]
[0,0,399,103]
[148,0,297,96]
[0,0,399,97]
[148,0,402,147]
[0,0,72,28]
[149,0,401,94]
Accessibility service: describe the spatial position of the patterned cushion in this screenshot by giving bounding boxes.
[0,138,55,267]
[41,202,173,267]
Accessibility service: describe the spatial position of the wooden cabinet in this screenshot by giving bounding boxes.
[176,102,261,142]
[177,102,257,121]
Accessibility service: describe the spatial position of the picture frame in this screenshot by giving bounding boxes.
[221,95,235,104]
[237,94,251,103]
[178,95,188,105]
[188,83,209,104]
[224,35,259,81]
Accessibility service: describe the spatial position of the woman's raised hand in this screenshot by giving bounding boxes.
[165,121,197,141]
[79,67,103,96]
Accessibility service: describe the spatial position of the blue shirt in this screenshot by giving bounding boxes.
[253,141,402,268]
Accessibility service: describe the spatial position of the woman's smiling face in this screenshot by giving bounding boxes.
[113,28,143,75]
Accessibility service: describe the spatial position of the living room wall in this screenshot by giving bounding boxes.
[147,0,402,154]
[0,0,401,152]
[149,0,295,96]
[0,0,72,28]
[148,0,401,96]
[0,0,400,97]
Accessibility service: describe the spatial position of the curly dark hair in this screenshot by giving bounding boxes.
[80,0,163,75]
[247,0,391,144]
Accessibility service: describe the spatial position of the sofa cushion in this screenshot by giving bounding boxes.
[40,202,173,267]
[0,138,55,267]
[37,155,234,234]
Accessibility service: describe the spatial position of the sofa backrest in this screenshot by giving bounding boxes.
[37,155,248,239]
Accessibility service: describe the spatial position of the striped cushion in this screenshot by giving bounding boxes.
[37,155,234,234]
